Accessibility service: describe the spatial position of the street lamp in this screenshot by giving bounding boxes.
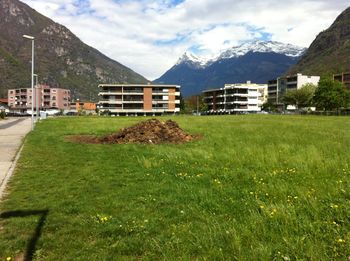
[33,74,39,121]
[23,34,35,130]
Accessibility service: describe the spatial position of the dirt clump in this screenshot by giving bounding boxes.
[67,119,197,144]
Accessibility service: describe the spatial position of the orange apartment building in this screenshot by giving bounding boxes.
[98,84,181,115]
[70,101,96,111]
[334,72,350,90]
[7,85,70,113]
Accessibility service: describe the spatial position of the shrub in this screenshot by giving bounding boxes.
[0,110,5,119]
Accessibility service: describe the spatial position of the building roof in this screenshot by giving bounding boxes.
[98,83,180,88]
[0,98,8,104]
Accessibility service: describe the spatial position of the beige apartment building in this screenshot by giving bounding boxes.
[98,84,181,115]
[8,85,71,113]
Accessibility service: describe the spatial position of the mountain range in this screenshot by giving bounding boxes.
[288,7,350,76]
[0,0,148,99]
[155,41,306,97]
[1,0,349,100]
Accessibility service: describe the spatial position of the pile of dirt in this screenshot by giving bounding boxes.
[67,119,197,144]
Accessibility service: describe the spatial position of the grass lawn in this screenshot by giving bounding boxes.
[0,115,349,260]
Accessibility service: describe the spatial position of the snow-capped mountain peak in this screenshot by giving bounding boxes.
[218,40,306,60]
[175,41,306,69]
[176,52,211,67]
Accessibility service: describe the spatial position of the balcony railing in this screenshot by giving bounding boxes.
[99,99,123,103]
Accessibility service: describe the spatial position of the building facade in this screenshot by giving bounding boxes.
[98,84,180,115]
[70,101,96,112]
[334,72,350,90]
[203,81,267,114]
[7,85,71,112]
[267,73,320,106]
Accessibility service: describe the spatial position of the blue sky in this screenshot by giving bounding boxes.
[22,0,349,79]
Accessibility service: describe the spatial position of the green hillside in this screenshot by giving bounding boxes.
[0,0,148,99]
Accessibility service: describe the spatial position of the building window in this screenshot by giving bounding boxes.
[52,96,56,100]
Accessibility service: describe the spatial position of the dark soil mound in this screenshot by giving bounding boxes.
[67,119,197,144]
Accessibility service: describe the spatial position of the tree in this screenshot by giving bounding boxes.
[313,78,350,111]
[183,94,208,114]
[179,94,185,112]
[282,83,316,110]
[261,101,276,112]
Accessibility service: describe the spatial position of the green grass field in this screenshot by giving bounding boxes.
[1,115,349,260]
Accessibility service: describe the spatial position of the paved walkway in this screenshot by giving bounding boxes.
[0,117,32,198]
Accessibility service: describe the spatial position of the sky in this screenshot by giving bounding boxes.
[22,0,349,80]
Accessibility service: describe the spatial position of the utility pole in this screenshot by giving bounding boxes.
[23,34,35,130]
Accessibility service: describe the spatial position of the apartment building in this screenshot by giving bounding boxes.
[7,85,71,112]
[203,81,267,114]
[98,84,180,115]
[267,73,320,105]
[334,72,350,90]
[0,98,8,107]
[70,101,96,111]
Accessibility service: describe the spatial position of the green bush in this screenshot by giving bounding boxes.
[0,110,5,119]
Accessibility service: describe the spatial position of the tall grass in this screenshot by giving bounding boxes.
[0,115,349,260]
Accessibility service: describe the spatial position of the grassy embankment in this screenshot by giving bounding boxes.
[0,115,349,260]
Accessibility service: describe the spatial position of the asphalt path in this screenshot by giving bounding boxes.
[0,117,32,199]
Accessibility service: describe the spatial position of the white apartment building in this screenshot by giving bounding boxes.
[203,81,267,114]
[267,73,320,106]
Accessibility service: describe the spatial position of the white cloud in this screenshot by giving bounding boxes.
[22,0,349,79]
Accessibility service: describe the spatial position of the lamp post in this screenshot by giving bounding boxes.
[33,74,39,121]
[23,34,35,130]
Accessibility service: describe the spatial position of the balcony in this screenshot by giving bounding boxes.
[233,93,248,97]
[99,105,122,109]
[152,91,169,95]
[98,99,123,104]
[123,100,143,104]
[99,91,123,95]
[230,101,249,104]
[152,100,169,104]
[123,91,144,95]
